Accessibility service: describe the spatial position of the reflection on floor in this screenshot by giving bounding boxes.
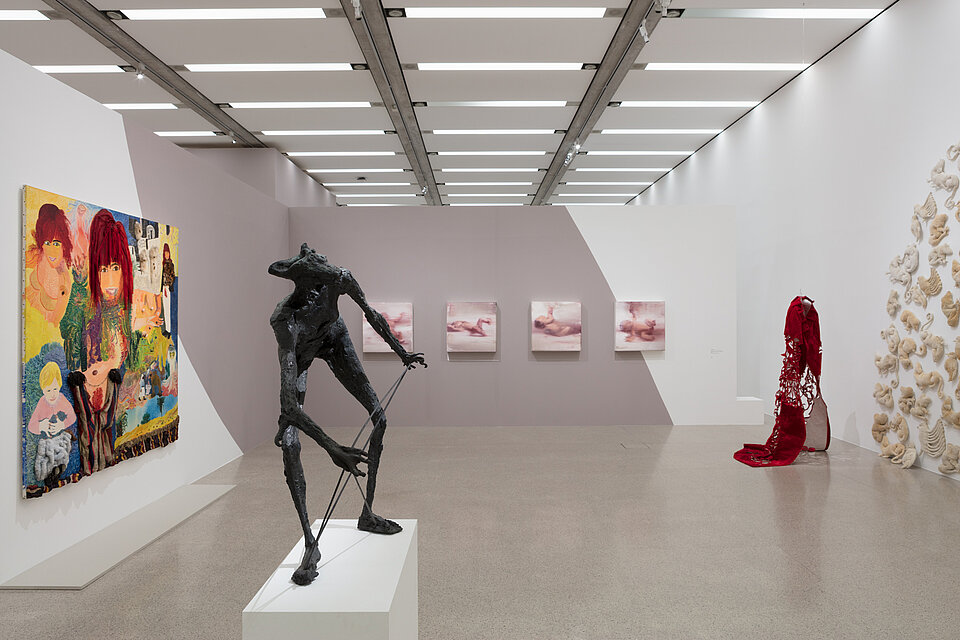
[3,423,960,639]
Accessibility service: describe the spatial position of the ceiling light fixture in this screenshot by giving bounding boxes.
[417,63,584,71]
[443,193,533,197]
[436,151,547,156]
[307,168,406,173]
[0,10,48,20]
[154,131,217,137]
[403,7,606,18]
[228,101,372,109]
[34,65,124,74]
[680,8,882,20]
[185,63,353,72]
[261,130,386,136]
[564,182,653,186]
[440,168,541,172]
[432,129,556,135]
[135,64,145,80]
[574,167,670,172]
[103,103,178,110]
[337,193,421,198]
[120,8,327,20]
[448,203,527,207]
[617,100,759,108]
[600,129,721,135]
[323,182,413,187]
[426,101,568,107]
[555,193,638,196]
[442,182,533,186]
[586,150,693,156]
[644,62,809,71]
[287,151,397,157]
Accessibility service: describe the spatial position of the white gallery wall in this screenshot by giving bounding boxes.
[637,0,959,473]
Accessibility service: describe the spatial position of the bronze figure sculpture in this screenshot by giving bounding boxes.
[269,244,426,585]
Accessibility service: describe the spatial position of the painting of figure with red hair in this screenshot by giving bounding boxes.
[21,186,180,499]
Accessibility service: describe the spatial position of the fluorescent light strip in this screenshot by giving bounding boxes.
[154,130,217,137]
[122,8,327,20]
[229,101,371,109]
[600,129,721,135]
[288,151,396,157]
[442,182,533,186]
[34,65,123,74]
[433,129,556,135]
[307,168,405,173]
[448,203,527,206]
[417,63,583,71]
[586,151,693,156]
[405,8,605,18]
[564,182,652,186]
[324,182,413,187]
[337,193,421,198]
[644,63,809,72]
[444,193,532,197]
[681,8,882,20]
[342,203,406,207]
[551,202,625,206]
[185,63,352,72]
[556,193,637,197]
[104,103,177,110]
[426,101,567,107]
[262,130,386,136]
[440,168,541,173]
[574,167,670,172]
[436,151,547,156]
[0,10,48,20]
[618,100,759,108]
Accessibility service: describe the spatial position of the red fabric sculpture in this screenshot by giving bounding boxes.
[735,296,822,467]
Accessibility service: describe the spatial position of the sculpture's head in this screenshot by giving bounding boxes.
[268,243,328,282]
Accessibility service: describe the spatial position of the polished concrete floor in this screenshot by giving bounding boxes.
[4,422,960,639]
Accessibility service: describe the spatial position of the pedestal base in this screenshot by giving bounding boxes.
[243,519,418,640]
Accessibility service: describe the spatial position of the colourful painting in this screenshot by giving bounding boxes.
[363,302,414,353]
[446,302,498,352]
[21,186,179,499]
[531,301,582,351]
[615,301,665,351]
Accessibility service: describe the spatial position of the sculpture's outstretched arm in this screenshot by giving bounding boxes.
[341,269,427,369]
[277,341,368,476]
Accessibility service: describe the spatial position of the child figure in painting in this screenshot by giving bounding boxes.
[28,362,77,485]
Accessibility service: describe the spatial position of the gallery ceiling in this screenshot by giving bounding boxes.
[1,0,896,206]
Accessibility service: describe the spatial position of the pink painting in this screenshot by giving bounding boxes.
[615,301,665,351]
[363,302,413,353]
[446,302,497,352]
[531,301,582,351]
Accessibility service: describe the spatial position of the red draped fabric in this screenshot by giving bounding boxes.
[734,296,822,467]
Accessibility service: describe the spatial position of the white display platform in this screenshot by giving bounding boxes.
[1,483,234,589]
[243,519,418,640]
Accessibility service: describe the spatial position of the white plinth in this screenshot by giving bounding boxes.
[243,519,418,640]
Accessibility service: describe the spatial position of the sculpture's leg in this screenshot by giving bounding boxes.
[281,424,321,585]
[326,336,402,535]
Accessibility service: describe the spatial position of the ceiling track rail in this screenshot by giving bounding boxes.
[41,0,265,147]
[343,0,441,205]
[531,0,661,206]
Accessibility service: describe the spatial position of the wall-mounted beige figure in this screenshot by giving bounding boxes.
[899,337,925,369]
[876,353,900,386]
[913,363,944,398]
[920,418,947,457]
[900,309,934,333]
[887,290,901,317]
[920,330,945,362]
[872,413,890,443]
[929,159,959,211]
[915,191,938,224]
[890,413,909,442]
[874,383,894,409]
[889,245,920,287]
[945,352,958,382]
[941,397,960,429]
[953,260,960,288]
[879,434,906,459]
[898,387,916,415]
[942,291,960,328]
[893,443,919,468]
[918,268,943,297]
[929,243,952,266]
[911,213,922,243]
[938,443,960,474]
[929,213,950,246]
[910,393,932,420]
[905,284,927,309]
[882,324,901,354]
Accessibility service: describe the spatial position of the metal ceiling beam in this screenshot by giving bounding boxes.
[531,0,662,205]
[342,0,441,205]
[39,0,265,147]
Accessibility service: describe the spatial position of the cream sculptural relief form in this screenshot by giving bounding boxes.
[900,309,933,333]
[915,192,938,225]
[888,245,920,287]
[898,387,916,415]
[879,434,905,459]
[939,443,960,473]
[910,393,932,420]
[918,268,943,297]
[895,443,919,468]
[929,214,950,246]
[905,284,927,309]
[929,159,959,211]
[872,413,890,443]
[911,213,922,243]
[913,363,945,398]
[942,291,960,328]
[881,324,901,354]
[891,413,909,442]
[899,337,924,368]
[920,418,948,457]
[888,290,901,317]
[929,243,952,266]
[876,353,899,386]
[945,351,958,383]
[920,330,945,362]
[874,383,894,409]
[953,260,960,288]
[940,397,960,429]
